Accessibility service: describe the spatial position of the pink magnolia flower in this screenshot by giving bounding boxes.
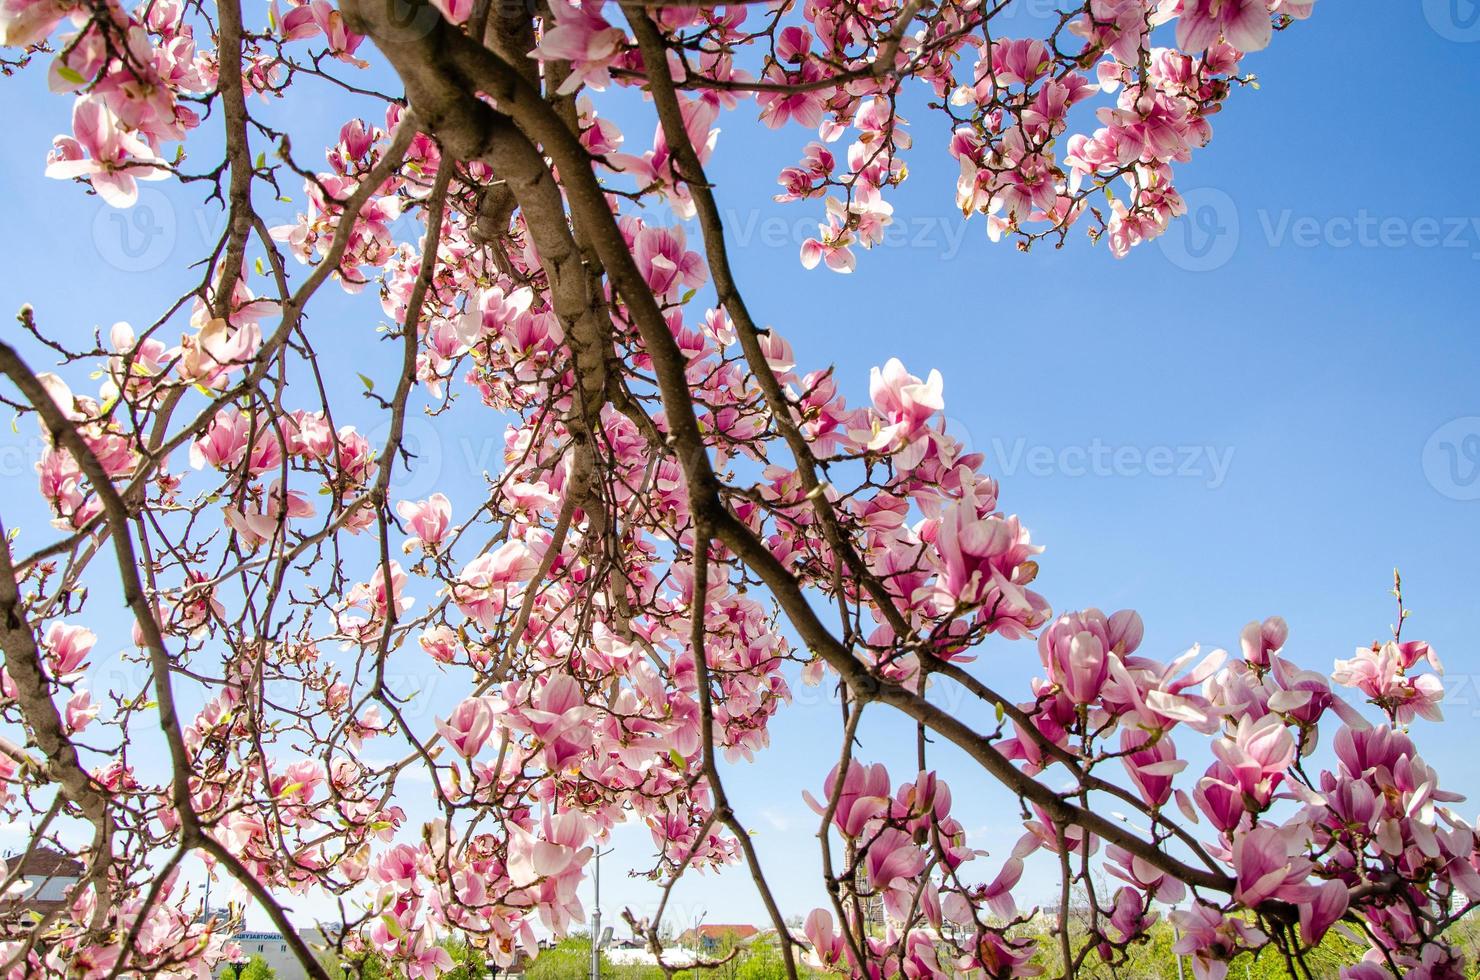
[43,622,95,677]
[176,318,263,389]
[407,936,455,980]
[507,811,592,931]
[419,626,466,665]
[989,38,1051,88]
[436,697,496,758]
[799,212,856,274]
[756,60,832,129]
[190,408,252,471]
[803,908,848,971]
[1239,615,1288,669]
[306,0,364,61]
[45,96,167,208]
[931,504,1046,629]
[803,760,891,837]
[1106,844,1186,905]
[452,537,545,627]
[396,493,452,554]
[530,0,626,93]
[1210,713,1295,809]
[866,358,943,462]
[1341,964,1395,980]
[632,225,706,299]
[64,690,98,734]
[0,0,69,46]
[337,561,415,641]
[1171,904,1266,980]
[1120,728,1183,808]
[285,410,334,459]
[503,673,594,770]
[1176,0,1273,53]
[1107,886,1156,943]
[1038,608,1139,705]
[374,842,422,889]
[455,285,535,349]
[1230,824,1308,907]
[1298,878,1349,945]
[609,97,718,219]
[427,0,471,23]
[865,828,927,918]
[223,480,316,550]
[1333,641,1445,724]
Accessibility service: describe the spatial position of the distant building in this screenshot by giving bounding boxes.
[2,847,83,916]
[678,923,761,954]
[220,926,335,980]
[852,864,885,932]
[606,946,697,969]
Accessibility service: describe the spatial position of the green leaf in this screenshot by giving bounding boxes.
[358,373,375,392]
[668,749,685,769]
[55,65,86,85]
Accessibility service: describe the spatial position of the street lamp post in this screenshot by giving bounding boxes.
[590,848,602,980]
[590,846,613,980]
[1172,915,1185,980]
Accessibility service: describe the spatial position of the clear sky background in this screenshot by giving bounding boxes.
[2,0,1480,942]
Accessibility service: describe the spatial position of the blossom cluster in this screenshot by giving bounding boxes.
[4,0,1472,979]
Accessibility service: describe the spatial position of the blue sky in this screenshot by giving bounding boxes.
[2,0,1480,941]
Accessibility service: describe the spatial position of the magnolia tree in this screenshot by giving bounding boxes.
[0,0,1471,976]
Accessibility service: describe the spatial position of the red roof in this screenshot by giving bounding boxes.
[9,848,83,879]
[692,924,760,940]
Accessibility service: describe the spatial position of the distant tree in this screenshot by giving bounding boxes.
[735,944,791,980]
[527,937,603,980]
[237,957,277,980]
[439,937,494,980]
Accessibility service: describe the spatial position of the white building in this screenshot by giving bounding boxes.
[225,927,334,979]
[2,847,83,917]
